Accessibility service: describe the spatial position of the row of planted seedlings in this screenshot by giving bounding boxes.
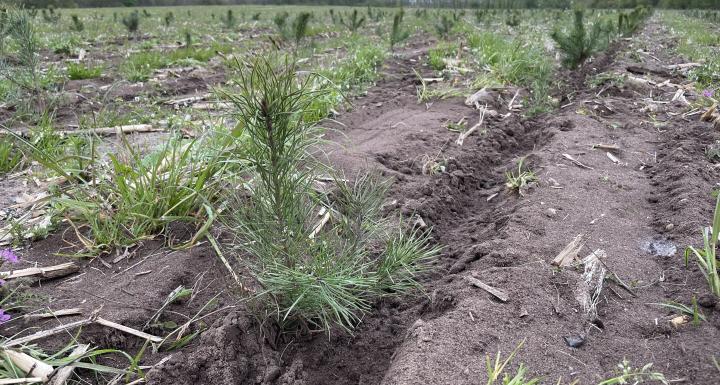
[0,9,438,385]
[2,5,414,129]
[413,5,652,119]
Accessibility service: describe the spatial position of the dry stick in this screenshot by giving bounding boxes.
[95,318,163,343]
[0,262,80,280]
[4,315,162,348]
[2,318,94,348]
[591,144,620,152]
[0,378,45,384]
[0,124,161,138]
[561,153,594,170]
[22,308,83,322]
[50,344,89,385]
[507,89,520,110]
[207,233,241,286]
[666,62,701,70]
[164,93,210,106]
[456,106,487,146]
[465,276,509,302]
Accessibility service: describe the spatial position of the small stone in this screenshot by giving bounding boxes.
[665,223,674,231]
[547,177,560,187]
[545,208,558,218]
[697,294,717,308]
[518,308,529,318]
[563,335,585,348]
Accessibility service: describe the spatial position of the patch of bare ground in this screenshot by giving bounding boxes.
[375,17,720,385]
[272,16,717,385]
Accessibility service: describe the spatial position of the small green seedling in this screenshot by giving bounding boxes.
[685,193,720,297]
[505,158,537,196]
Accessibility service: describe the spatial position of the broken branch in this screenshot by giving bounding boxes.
[0,263,80,280]
[465,276,509,302]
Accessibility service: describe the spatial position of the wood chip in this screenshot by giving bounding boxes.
[465,276,509,302]
[606,152,620,164]
[670,315,689,327]
[552,234,587,267]
[309,209,331,240]
[701,104,717,122]
[1,351,53,382]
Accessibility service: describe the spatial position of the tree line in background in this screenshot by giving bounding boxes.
[12,0,720,10]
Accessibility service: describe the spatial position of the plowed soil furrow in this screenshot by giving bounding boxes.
[276,16,720,385]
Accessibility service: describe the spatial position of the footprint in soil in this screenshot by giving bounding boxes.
[640,238,677,257]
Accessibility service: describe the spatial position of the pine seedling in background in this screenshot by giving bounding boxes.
[184,30,192,51]
[342,9,365,33]
[41,7,60,23]
[0,8,10,58]
[505,10,520,27]
[164,11,174,27]
[1,7,41,96]
[435,14,455,40]
[390,10,410,51]
[273,11,289,39]
[221,9,235,29]
[70,14,83,32]
[122,11,140,36]
[618,6,651,36]
[292,12,311,49]
[551,9,603,69]
[685,193,720,297]
[475,10,486,23]
[222,57,439,333]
